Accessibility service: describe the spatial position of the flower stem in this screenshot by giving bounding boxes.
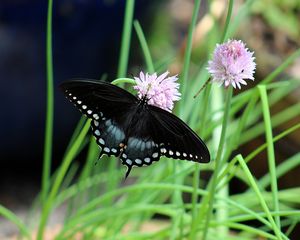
[202,87,233,240]
[42,0,54,205]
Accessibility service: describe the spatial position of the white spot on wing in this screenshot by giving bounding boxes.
[152,152,159,158]
[160,148,166,154]
[93,114,99,120]
[135,159,142,164]
[126,159,132,165]
[103,147,110,152]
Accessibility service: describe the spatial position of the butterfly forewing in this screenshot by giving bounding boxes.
[148,105,210,163]
[60,80,137,158]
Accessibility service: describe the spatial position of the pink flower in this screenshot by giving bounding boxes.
[134,71,181,112]
[207,39,256,89]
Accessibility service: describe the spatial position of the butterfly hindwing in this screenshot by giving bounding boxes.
[116,109,162,176]
[91,118,125,157]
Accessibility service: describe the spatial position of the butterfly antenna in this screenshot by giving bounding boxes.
[124,166,132,180]
[193,78,211,98]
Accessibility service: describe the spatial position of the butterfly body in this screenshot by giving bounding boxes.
[61,79,210,177]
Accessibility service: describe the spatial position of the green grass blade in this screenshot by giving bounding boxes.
[237,155,283,240]
[201,87,233,240]
[42,0,54,205]
[37,121,90,240]
[117,0,135,78]
[258,85,281,228]
[0,205,31,239]
[179,0,201,116]
[133,20,155,73]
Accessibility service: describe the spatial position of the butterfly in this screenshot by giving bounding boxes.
[60,79,210,178]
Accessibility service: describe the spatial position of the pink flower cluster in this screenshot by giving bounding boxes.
[207,39,256,89]
[134,71,181,112]
[133,40,256,112]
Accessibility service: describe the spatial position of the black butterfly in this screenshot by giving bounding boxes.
[60,79,210,178]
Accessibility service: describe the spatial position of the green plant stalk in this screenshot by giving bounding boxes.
[212,85,229,237]
[42,0,54,205]
[212,222,279,240]
[217,123,300,190]
[285,219,298,236]
[37,121,90,240]
[117,0,135,78]
[110,78,135,85]
[64,117,87,155]
[173,0,201,234]
[56,174,288,236]
[258,85,281,228]
[0,205,31,239]
[201,87,233,240]
[226,0,255,38]
[241,101,300,144]
[59,204,178,239]
[133,20,155,73]
[179,0,201,116]
[199,0,234,236]
[220,0,234,42]
[237,155,284,240]
[245,122,300,163]
[189,85,211,239]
